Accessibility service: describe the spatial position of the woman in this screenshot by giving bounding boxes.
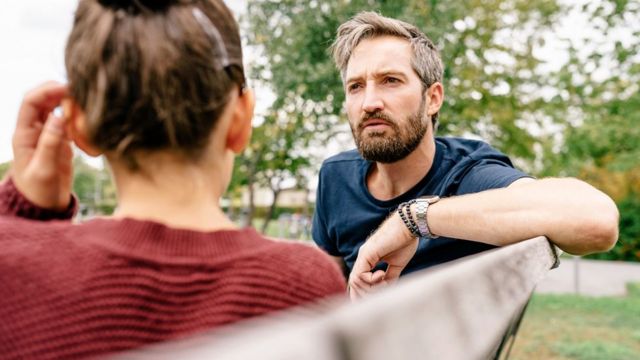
[0,0,345,358]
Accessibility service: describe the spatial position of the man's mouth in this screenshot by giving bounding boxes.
[361,118,391,130]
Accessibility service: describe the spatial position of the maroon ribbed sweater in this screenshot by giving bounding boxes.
[0,179,346,359]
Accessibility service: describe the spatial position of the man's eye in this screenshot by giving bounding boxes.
[348,83,362,91]
[385,77,400,84]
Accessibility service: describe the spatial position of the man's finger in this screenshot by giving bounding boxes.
[352,246,379,278]
[16,82,67,130]
[370,269,386,283]
[384,264,404,282]
[348,279,363,300]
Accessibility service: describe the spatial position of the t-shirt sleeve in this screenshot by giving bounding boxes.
[457,159,532,195]
[311,168,340,256]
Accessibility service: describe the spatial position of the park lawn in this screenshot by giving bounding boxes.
[510,283,640,360]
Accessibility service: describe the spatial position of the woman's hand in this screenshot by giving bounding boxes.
[11,81,73,211]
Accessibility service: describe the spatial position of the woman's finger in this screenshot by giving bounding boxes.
[32,114,68,170]
[16,82,67,131]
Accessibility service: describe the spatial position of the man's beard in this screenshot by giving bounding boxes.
[351,96,428,164]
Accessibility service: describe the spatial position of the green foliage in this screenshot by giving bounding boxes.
[246,0,569,170]
[235,113,312,190]
[543,1,640,178]
[0,162,10,180]
[72,156,116,216]
[554,3,640,261]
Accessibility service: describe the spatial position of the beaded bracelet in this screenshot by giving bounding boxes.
[397,200,421,238]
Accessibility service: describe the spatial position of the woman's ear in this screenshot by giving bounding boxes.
[63,99,102,157]
[226,88,255,154]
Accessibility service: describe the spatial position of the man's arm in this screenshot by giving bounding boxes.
[427,177,618,254]
[349,177,618,298]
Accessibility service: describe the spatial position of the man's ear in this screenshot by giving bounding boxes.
[425,82,444,117]
[63,99,102,157]
[226,88,255,154]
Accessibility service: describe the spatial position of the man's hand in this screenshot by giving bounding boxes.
[348,212,418,300]
[11,81,73,211]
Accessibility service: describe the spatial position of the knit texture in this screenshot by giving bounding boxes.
[0,179,346,359]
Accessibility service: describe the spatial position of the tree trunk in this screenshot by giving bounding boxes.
[245,180,256,228]
[261,186,282,234]
[242,154,261,228]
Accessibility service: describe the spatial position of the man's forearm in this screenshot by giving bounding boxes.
[423,177,618,255]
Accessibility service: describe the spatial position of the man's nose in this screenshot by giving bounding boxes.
[362,85,384,113]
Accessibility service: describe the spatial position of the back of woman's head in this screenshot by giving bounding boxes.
[65,0,245,169]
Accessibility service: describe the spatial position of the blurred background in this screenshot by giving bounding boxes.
[1,0,639,358]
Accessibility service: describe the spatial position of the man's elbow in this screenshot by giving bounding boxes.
[579,195,620,254]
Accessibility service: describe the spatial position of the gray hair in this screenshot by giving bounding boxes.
[330,11,444,125]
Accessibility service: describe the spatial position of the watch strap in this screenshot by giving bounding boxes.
[415,196,440,239]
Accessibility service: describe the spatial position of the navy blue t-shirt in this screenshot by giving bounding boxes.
[312,137,530,276]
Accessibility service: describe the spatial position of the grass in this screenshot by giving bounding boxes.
[510,283,640,359]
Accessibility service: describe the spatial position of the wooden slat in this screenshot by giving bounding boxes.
[113,236,560,360]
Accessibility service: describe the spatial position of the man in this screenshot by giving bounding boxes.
[311,12,619,299]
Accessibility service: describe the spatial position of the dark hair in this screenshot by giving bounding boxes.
[65,0,245,169]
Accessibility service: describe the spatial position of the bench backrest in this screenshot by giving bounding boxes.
[115,236,560,360]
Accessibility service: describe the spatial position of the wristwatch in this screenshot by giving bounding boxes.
[415,195,440,238]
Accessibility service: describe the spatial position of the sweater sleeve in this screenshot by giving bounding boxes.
[0,178,77,221]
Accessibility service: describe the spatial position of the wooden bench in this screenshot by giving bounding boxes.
[115,236,560,360]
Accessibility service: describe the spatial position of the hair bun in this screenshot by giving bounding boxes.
[98,0,177,13]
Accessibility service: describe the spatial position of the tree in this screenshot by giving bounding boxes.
[542,1,640,176]
[72,156,116,216]
[546,1,640,261]
[245,0,569,172]
[230,111,313,231]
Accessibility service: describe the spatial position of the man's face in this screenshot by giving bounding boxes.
[344,36,429,163]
